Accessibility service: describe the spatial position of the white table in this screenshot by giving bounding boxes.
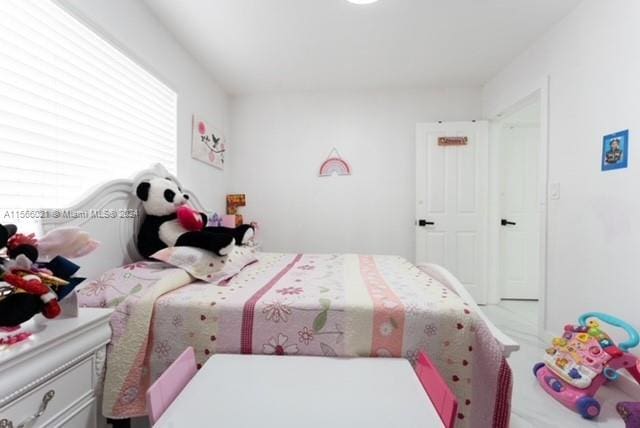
[155,354,444,428]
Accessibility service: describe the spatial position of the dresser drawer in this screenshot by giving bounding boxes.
[0,357,94,427]
[51,398,96,428]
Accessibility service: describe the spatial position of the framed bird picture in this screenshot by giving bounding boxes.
[191,115,226,170]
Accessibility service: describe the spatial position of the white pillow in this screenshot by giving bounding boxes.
[151,245,257,285]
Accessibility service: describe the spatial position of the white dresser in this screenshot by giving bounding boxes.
[0,308,112,428]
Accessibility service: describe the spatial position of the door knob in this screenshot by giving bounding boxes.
[501,219,516,226]
[418,219,435,227]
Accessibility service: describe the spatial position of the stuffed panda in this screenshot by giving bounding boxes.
[135,176,254,258]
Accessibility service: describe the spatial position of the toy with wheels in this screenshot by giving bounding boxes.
[533,312,640,419]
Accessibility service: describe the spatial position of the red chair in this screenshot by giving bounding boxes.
[146,346,198,425]
[415,351,458,428]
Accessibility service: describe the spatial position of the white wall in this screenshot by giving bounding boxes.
[59,0,229,212]
[483,0,640,334]
[229,89,482,260]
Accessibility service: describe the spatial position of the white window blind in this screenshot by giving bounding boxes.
[0,0,177,211]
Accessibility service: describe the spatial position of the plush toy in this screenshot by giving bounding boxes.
[2,273,61,324]
[6,231,38,262]
[0,224,37,270]
[135,176,254,259]
[617,402,640,428]
[176,205,205,231]
[0,224,60,328]
[0,223,16,252]
[0,223,92,330]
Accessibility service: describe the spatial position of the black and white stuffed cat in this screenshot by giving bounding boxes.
[135,176,254,258]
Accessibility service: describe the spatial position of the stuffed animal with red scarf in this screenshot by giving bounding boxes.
[1,272,61,325]
[0,224,61,327]
[0,223,85,325]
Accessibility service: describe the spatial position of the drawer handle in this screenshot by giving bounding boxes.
[2,390,56,428]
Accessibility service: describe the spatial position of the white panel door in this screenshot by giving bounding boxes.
[499,125,540,300]
[416,121,489,304]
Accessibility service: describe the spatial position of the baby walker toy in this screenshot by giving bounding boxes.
[533,312,640,419]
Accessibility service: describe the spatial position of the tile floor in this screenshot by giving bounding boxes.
[484,301,639,427]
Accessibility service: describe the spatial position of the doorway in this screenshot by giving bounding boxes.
[487,82,550,335]
[496,101,541,300]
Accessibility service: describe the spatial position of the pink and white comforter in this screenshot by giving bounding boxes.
[78,253,512,427]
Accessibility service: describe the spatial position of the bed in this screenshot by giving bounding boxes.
[43,166,518,428]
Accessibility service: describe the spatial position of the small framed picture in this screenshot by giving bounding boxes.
[192,115,226,170]
[602,129,629,171]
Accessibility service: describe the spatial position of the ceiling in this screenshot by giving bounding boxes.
[144,0,580,95]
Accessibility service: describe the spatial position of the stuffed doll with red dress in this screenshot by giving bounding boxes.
[0,224,61,327]
[0,223,96,329]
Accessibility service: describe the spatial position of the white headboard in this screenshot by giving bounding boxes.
[41,164,207,279]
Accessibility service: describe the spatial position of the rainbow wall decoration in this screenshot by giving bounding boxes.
[319,148,351,177]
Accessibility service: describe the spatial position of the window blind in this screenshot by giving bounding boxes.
[0,0,177,212]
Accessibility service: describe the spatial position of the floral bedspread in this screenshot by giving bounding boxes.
[78,253,512,427]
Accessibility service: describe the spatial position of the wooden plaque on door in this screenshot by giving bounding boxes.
[438,136,468,146]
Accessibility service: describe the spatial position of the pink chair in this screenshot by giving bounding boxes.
[146,346,198,425]
[415,351,458,428]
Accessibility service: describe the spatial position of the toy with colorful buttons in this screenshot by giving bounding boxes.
[533,312,640,419]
